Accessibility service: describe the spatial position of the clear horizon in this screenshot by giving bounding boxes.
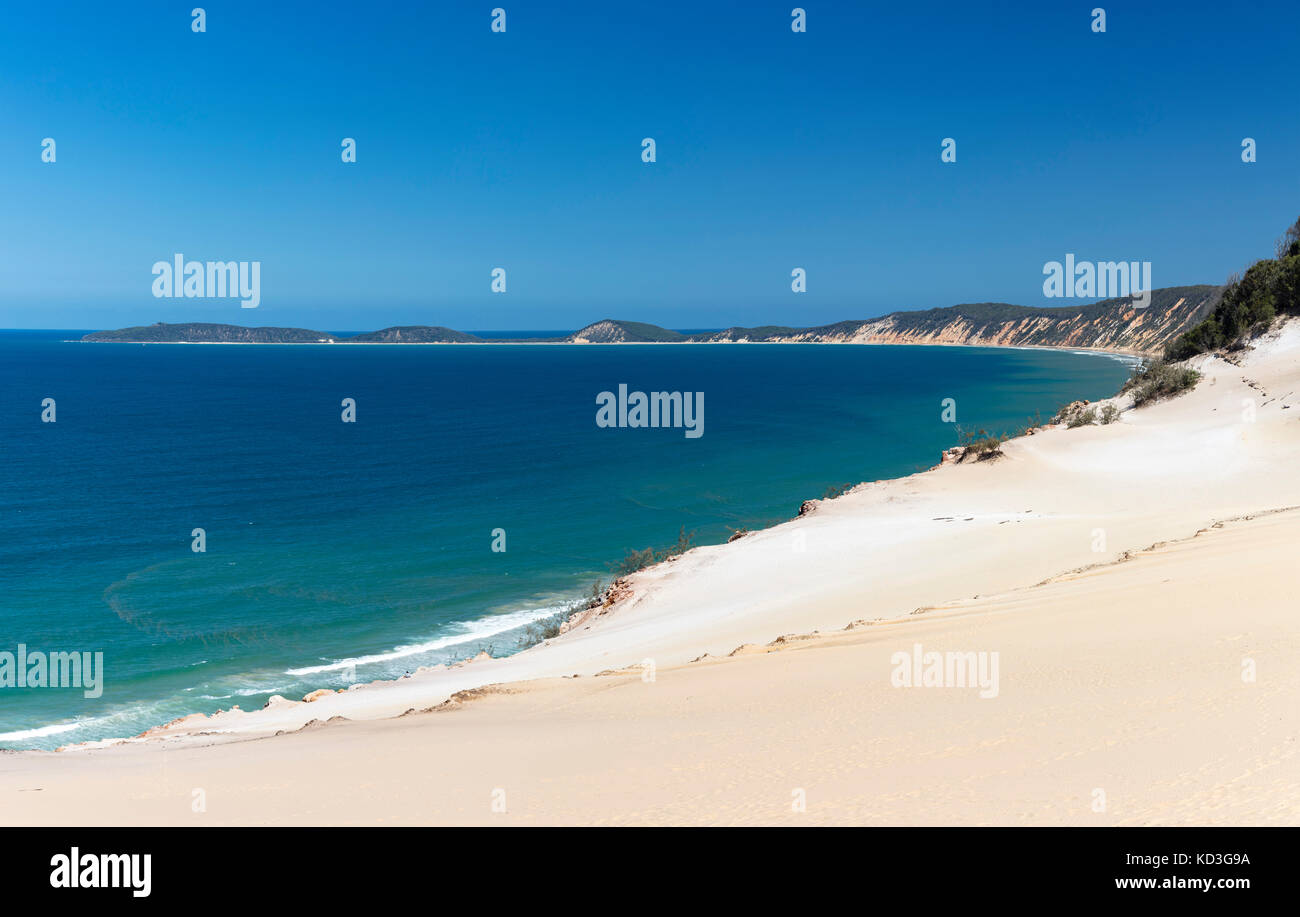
[0,290,1217,336]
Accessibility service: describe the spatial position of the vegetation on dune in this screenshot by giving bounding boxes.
[1165,216,1300,361]
[1057,399,1123,428]
[945,413,1053,458]
[515,579,609,648]
[955,426,1005,458]
[611,526,697,577]
[518,616,564,646]
[1066,406,1098,428]
[1121,360,1202,406]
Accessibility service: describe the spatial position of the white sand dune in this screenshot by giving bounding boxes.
[4,322,1300,825]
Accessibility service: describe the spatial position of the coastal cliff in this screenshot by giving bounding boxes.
[685,286,1220,355]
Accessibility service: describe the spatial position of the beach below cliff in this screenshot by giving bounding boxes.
[4,322,1299,826]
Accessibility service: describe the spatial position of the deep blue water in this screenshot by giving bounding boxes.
[0,331,1131,748]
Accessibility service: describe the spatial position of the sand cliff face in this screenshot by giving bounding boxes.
[839,297,1202,354]
[697,287,1221,356]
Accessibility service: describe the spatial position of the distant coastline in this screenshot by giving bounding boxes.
[77,284,1219,356]
[68,335,1145,364]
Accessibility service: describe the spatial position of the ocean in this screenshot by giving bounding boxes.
[0,331,1132,748]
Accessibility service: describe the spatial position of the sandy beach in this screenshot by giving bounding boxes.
[5,322,1300,826]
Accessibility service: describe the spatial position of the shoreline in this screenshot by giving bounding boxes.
[5,320,1299,822]
[8,492,1300,823]
[66,337,1151,358]
[6,328,1261,755]
[4,342,1134,752]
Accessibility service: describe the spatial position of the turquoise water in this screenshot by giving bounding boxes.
[0,331,1132,748]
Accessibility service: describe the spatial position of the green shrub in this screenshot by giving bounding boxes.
[612,546,656,576]
[519,616,565,645]
[956,427,1003,458]
[1125,361,1201,406]
[1067,406,1098,428]
[611,526,697,577]
[1276,216,1300,259]
[1166,215,1300,360]
[1100,403,1120,424]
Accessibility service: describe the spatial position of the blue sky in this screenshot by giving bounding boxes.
[2,0,1297,330]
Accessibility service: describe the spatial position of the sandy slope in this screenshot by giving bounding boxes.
[4,323,1300,825]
